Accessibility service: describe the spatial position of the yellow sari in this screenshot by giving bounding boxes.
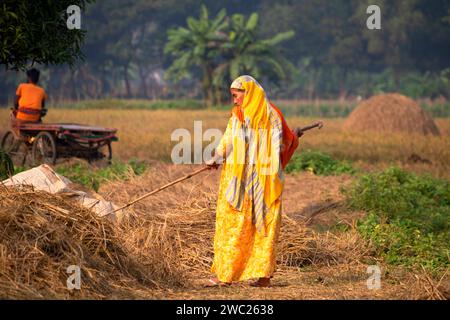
[211,75,285,282]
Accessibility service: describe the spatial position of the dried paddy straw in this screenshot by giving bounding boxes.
[3,162,444,299]
[103,164,370,279]
[0,184,185,299]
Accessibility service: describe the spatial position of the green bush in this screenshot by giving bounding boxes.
[55,159,148,191]
[344,167,449,272]
[421,103,450,118]
[285,150,355,176]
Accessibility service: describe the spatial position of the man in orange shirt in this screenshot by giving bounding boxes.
[13,68,48,123]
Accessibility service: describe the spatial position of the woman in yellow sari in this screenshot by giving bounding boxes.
[206,75,302,287]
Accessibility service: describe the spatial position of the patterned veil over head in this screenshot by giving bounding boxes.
[226,75,283,232]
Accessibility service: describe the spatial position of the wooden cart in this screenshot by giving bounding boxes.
[1,122,118,166]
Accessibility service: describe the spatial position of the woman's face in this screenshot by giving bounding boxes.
[231,88,245,108]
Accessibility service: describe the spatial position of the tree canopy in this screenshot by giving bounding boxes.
[0,0,449,104]
[0,0,94,70]
[165,5,295,106]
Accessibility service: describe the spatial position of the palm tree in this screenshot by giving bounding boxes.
[164,5,228,107]
[165,7,295,107]
[213,12,295,103]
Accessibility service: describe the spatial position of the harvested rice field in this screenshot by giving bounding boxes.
[0,106,449,300]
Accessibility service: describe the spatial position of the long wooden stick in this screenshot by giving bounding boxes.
[105,121,323,216]
[300,121,324,132]
[105,166,211,216]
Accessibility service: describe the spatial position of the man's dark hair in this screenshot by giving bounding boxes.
[26,68,40,84]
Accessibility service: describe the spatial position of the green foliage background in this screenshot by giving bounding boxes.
[1,0,449,104]
[344,168,449,272]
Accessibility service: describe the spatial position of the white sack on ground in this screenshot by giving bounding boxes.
[1,164,123,220]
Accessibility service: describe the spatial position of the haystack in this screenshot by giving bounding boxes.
[0,184,186,299]
[343,93,440,136]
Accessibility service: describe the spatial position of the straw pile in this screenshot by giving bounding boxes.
[343,93,440,136]
[3,162,444,299]
[101,164,371,279]
[0,184,186,299]
[96,164,450,299]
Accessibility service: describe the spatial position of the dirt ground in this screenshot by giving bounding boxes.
[1,111,448,299]
[99,163,449,300]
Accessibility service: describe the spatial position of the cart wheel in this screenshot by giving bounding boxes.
[1,131,17,152]
[105,142,112,164]
[1,131,28,166]
[32,132,57,166]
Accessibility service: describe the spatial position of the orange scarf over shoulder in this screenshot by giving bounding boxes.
[231,102,299,169]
